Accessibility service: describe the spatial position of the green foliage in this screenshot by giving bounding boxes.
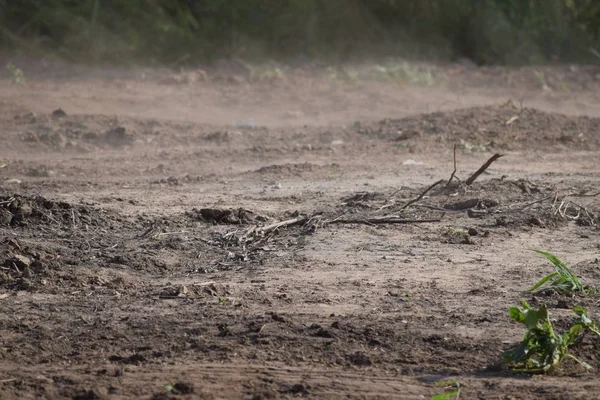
[502,301,600,373]
[432,378,460,400]
[0,0,598,64]
[6,62,26,85]
[528,250,593,295]
[163,382,175,392]
[573,305,600,336]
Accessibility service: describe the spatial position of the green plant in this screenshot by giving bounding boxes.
[371,62,436,86]
[502,301,599,373]
[164,382,175,392]
[528,250,592,295]
[6,62,26,85]
[244,62,285,81]
[573,305,600,336]
[457,139,488,153]
[325,66,359,84]
[432,378,460,400]
[533,70,550,91]
[398,62,436,86]
[445,227,468,236]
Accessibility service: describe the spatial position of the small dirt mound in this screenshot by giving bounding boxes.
[15,112,137,152]
[337,178,599,231]
[362,104,600,151]
[191,208,268,225]
[253,162,340,177]
[20,125,135,151]
[0,194,120,229]
[255,162,317,175]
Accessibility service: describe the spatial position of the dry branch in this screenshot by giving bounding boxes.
[400,179,445,211]
[514,192,556,210]
[329,215,443,225]
[259,216,308,233]
[446,144,458,187]
[567,191,600,198]
[465,154,503,186]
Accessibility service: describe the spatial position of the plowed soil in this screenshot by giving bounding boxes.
[1,59,600,399]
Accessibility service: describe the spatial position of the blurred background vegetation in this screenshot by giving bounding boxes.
[0,0,598,65]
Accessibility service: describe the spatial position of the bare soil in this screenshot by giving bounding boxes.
[1,59,600,399]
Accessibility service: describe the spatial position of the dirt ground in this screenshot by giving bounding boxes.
[0,58,600,399]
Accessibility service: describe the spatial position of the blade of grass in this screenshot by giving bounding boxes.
[532,250,583,288]
[529,250,586,293]
[528,271,559,292]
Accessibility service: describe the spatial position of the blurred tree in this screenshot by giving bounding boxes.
[0,0,597,64]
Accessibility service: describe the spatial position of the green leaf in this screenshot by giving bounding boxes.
[528,272,559,292]
[523,306,545,330]
[575,307,593,325]
[508,306,523,322]
[432,391,460,400]
[504,341,530,363]
[573,306,587,316]
[433,378,459,388]
[532,250,566,269]
[573,307,600,337]
[520,300,533,310]
[528,250,586,293]
[566,324,584,345]
[432,378,460,400]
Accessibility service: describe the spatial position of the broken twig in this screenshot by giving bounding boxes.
[259,216,308,233]
[465,154,503,186]
[400,179,445,211]
[513,192,556,210]
[446,144,458,187]
[329,215,443,225]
